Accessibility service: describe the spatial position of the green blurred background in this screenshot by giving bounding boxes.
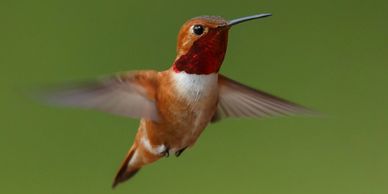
[1,0,388,193]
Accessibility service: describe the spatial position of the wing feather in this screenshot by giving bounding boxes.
[212,74,313,122]
[43,71,160,121]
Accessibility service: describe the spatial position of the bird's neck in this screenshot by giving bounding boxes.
[172,33,228,75]
[172,53,224,75]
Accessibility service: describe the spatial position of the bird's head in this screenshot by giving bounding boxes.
[172,13,271,74]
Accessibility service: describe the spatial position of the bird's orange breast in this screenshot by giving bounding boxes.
[141,70,219,152]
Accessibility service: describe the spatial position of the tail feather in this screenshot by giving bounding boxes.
[112,146,141,188]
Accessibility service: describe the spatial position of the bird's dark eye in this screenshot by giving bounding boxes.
[192,25,204,35]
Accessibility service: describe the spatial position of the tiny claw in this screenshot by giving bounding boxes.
[175,147,187,157]
[161,147,170,158]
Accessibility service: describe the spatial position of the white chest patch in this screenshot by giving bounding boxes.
[172,72,218,102]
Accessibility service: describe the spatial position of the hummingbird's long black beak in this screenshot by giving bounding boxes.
[227,13,272,26]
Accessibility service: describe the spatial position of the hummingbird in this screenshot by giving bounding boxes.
[46,13,311,188]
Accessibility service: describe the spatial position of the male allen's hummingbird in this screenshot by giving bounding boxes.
[47,13,311,187]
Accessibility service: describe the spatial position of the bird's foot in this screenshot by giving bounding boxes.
[175,147,187,157]
[161,147,170,158]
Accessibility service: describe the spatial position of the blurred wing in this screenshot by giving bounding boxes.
[211,74,312,122]
[44,71,159,121]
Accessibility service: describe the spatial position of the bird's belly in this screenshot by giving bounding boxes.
[164,96,218,152]
[142,103,215,156]
[144,71,218,154]
[168,74,219,149]
[172,107,214,148]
